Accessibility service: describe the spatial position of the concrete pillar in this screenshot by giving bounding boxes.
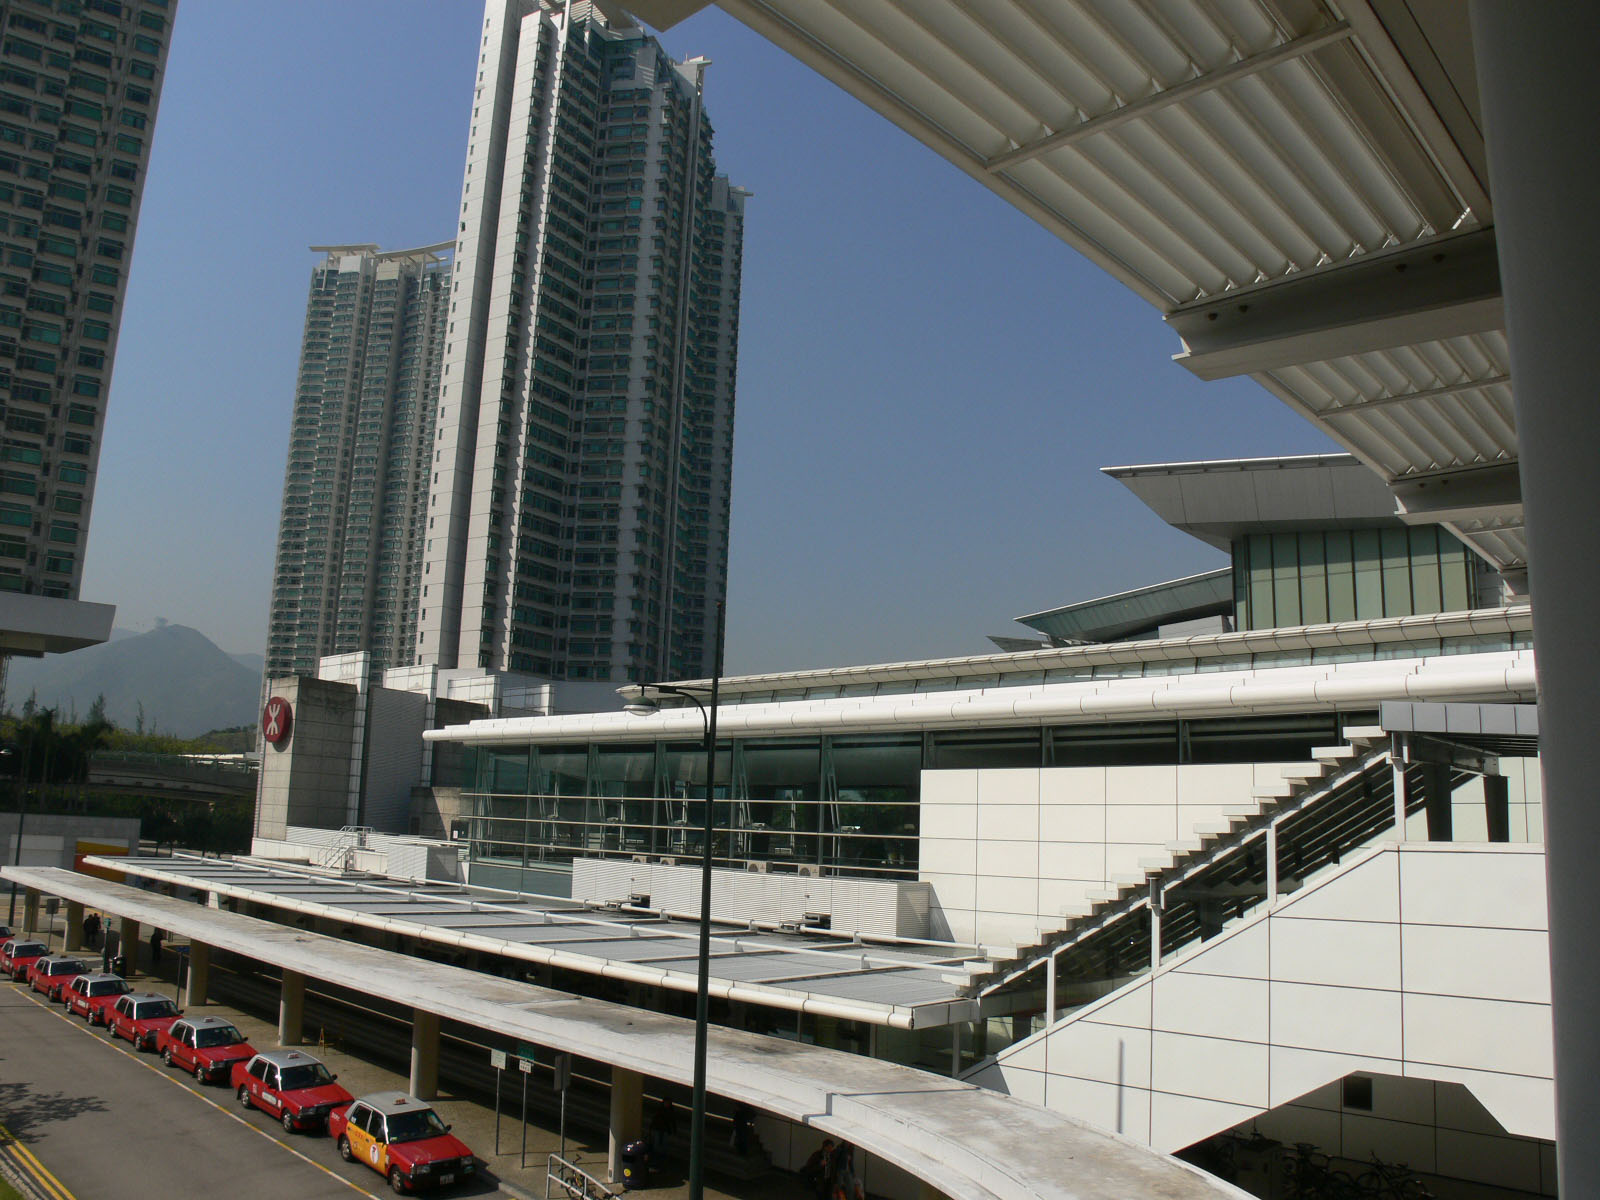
[119,916,139,976]
[410,1009,440,1100]
[64,901,83,952]
[1470,6,1600,1194]
[22,888,38,935]
[1422,763,1453,842]
[188,942,211,1007]
[279,969,305,1046]
[607,1066,644,1182]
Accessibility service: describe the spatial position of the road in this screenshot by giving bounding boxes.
[0,981,496,1200]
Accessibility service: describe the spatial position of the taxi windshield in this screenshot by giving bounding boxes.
[279,1063,334,1091]
[48,960,85,974]
[195,1025,245,1048]
[91,980,131,996]
[385,1109,448,1143]
[13,943,45,957]
[133,999,178,1019]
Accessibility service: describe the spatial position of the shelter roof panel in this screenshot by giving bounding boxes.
[2,866,1244,1200]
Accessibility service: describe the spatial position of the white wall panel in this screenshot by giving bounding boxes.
[1152,972,1268,1042]
[1269,917,1400,990]
[1267,1045,1397,1108]
[1270,981,1403,1060]
[1402,924,1551,1004]
[1041,1072,1151,1141]
[1045,1020,1152,1089]
[1172,920,1267,980]
[1399,847,1546,930]
[1403,993,1553,1077]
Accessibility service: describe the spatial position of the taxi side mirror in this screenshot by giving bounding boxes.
[331,1074,339,1081]
[445,1125,453,1133]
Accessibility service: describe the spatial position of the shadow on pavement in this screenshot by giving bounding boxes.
[0,1074,110,1139]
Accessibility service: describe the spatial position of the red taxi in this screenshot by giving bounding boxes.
[157,1015,256,1085]
[27,955,88,1001]
[330,1092,475,1192]
[65,972,132,1024]
[107,991,181,1051]
[1,938,48,981]
[233,1049,352,1133]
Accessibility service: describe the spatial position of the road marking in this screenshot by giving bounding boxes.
[8,985,381,1199]
[0,1120,76,1200]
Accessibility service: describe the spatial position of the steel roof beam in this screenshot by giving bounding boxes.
[1391,460,1522,524]
[1167,228,1502,380]
[984,22,1354,173]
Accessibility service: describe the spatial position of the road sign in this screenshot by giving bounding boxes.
[518,1056,535,1074]
[552,1052,570,1091]
[490,1048,507,1070]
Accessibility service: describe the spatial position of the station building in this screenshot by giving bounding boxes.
[270,451,1541,1198]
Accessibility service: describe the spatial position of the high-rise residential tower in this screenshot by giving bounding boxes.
[417,0,746,684]
[265,244,452,677]
[0,0,174,609]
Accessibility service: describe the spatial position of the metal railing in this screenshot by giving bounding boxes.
[545,1153,619,1199]
[315,826,374,872]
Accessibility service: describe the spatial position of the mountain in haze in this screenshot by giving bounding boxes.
[4,623,263,738]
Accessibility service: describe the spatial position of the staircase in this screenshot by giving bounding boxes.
[967,724,1408,1002]
[315,826,375,873]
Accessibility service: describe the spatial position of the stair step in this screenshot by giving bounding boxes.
[1191,820,1239,835]
[1219,803,1261,817]
[1342,725,1388,743]
[1137,854,1176,871]
[1252,786,1295,801]
[1312,744,1357,762]
[1085,887,1123,904]
[1166,839,1204,853]
[1279,763,1328,780]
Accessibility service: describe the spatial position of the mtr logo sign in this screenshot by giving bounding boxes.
[261,696,294,745]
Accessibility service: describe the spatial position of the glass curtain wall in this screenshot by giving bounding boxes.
[459,712,1374,880]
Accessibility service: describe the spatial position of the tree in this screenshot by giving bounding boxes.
[87,694,107,726]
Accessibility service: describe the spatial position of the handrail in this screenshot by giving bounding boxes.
[545,1153,619,1199]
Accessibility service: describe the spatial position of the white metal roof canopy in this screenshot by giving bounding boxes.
[1,866,1251,1200]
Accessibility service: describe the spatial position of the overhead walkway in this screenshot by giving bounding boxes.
[1,865,1250,1200]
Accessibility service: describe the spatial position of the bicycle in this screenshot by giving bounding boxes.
[1355,1153,1436,1199]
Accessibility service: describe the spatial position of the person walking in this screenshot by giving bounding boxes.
[149,927,163,968]
[82,911,101,950]
[802,1138,835,1198]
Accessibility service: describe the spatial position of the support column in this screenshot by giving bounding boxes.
[1422,763,1454,842]
[607,1066,644,1183]
[119,916,139,976]
[279,969,305,1046]
[1391,739,1409,839]
[1470,6,1600,1195]
[1484,776,1511,843]
[188,942,211,1008]
[22,887,38,935]
[410,1009,440,1100]
[919,1183,952,1200]
[64,901,83,951]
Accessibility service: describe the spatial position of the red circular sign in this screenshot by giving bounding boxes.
[261,696,293,745]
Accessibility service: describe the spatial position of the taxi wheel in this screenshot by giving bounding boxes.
[194,1061,207,1083]
[389,1168,407,1194]
[338,1135,354,1163]
[238,1086,253,1111]
[162,1048,174,1067]
[281,1110,296,1134]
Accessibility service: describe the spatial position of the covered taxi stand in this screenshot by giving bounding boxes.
[2,864,1249,1200]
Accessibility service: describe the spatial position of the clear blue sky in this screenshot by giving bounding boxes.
[83,0,1336,674]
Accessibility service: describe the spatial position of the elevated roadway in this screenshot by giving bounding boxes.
[3,865,1247,1200]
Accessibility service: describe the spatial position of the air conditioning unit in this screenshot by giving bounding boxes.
[795,864,821,878]
[746,861,769,873]
[631,854,651,864]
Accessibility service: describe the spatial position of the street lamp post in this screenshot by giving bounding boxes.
[621,600,725,1200]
